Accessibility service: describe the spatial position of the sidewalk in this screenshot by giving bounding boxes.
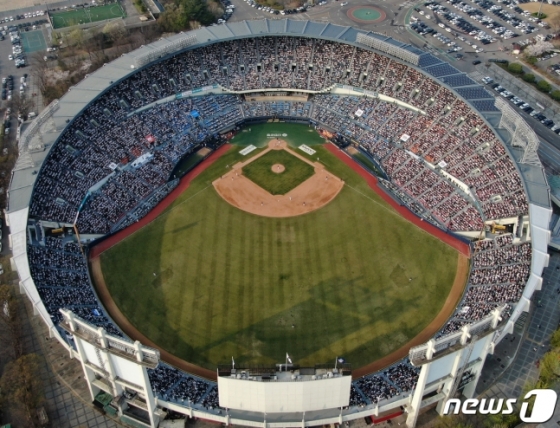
[19,292,121,427]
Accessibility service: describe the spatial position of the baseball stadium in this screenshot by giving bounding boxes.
[8,19,551,428]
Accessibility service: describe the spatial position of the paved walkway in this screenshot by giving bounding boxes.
[476,251,560,399]
[20,294,121,427]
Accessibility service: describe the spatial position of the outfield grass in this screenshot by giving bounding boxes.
[50,4,125,29]
[242,150,315,195]
[231,123,325,148]
[100,124,460,370]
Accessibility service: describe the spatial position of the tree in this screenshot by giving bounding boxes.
[526,56,537,65]
[158,3,189,32]
[0,354,45,427]
[522,73,536,83]
[524,40,554,57]
[29,51,50,97]
[103,21,128,46]
[539,351,560,383]
[0,285,23,360]
[67,27,85,49]
[551,90,560,101]
[157,0,217,32]
[537,79,552,93]
[508,63,523,74]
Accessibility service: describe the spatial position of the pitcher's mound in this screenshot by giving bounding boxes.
[213,141,344,218]
[272,164,285,174]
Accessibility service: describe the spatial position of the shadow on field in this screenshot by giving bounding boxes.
[195,276,427,368]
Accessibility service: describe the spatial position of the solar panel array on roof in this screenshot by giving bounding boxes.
[471,100,500,112]
[440,74,476,87]
[418,54,442,68]
[425,63,459,77]
[456,87,494,100]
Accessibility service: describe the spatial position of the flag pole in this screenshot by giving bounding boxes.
[335,356,338,370]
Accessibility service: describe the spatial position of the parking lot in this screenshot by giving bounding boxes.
[0,9,49,144]
[409,0,555,61]
[486,76,559,131]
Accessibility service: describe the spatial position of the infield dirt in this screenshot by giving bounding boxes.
[213,140,344,217]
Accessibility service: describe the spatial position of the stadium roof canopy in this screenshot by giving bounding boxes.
[8,19,548,214]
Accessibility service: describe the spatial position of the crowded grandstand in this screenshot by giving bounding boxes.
[10,19,549,424]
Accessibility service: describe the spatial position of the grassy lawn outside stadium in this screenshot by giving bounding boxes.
[98,123,461,370]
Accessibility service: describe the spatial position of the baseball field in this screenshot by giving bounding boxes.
[96,123,465,371]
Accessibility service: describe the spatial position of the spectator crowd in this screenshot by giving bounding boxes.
[24,35,533,414]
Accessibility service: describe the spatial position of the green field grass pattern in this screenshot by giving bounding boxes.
[100,125,458,370]
[51,4,125,29]
[242,150,315,195]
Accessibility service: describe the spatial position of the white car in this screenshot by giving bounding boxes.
[341,1,348,5]
[8,54,12,60]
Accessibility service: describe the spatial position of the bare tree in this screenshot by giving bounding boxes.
[0,353,45,428]
[29,51,49,95]
[0,284,23,360]
[103,21,130,54]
